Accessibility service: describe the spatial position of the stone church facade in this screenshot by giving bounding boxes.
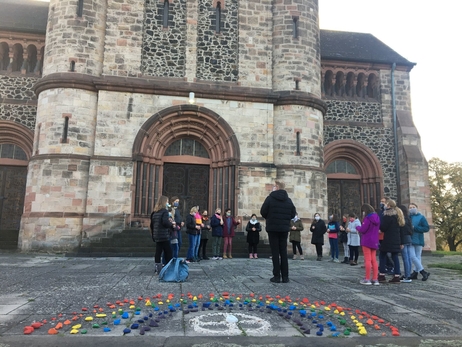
[0,0,435,254]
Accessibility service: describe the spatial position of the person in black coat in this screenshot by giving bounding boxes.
[150,195,174,274]
[310,213,327,261]
[260,180,296,283]
[246,214,262,259]
[378,199,404,284]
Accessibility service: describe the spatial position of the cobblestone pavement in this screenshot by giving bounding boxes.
[0,251,462,347]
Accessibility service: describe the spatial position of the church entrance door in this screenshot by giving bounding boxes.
[162,163,210,217]
[327,179,361,219]
[0,166,27,248]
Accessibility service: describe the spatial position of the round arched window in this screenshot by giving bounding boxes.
[326,159,357,174]
[164,139,209,158]
[0,144,27,160]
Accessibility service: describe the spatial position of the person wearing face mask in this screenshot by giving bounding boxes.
[346,213,361,265]
[408,203,430,281]
[310,213,327,261]
[185,206,201,263]
[210,208,224,260]
[338,215,349,263]
[198,210,211,260]
[260,180,296,283]
[327,215,340,262]
[150,195,174,274]
[222,208,241,259]
[246,214,262,259]
[289,213,304,260]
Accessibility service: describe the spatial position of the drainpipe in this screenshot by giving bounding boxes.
[391,63,401,204]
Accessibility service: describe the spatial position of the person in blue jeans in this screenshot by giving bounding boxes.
[327,215,340,262]
[398,205,414,283]
[185,206,201,263]
[409,203,430,281]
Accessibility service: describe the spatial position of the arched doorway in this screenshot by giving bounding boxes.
[324,140,383,218]
[132,105,240,218]
[0,121,33,249]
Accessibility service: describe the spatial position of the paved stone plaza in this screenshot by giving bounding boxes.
[0,252,461,347]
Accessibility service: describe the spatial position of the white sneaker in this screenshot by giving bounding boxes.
[218,257,223,260]
[360,279,372,285]
[212,256,218,260]
[371,280,380,286]
[333,258,340,263]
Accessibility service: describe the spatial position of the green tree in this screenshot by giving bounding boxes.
[429,158,462,251]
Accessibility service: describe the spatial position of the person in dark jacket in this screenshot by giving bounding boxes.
[260,180,296,283]
[399,205,414,283]
[378,199,404,284]
[210,208,224,260]
[171,196,184,253]
[198,210,211,260]
[310,213,327,261]
[289,213,304,260]
[246,214,262,259]
[150,195,174,274]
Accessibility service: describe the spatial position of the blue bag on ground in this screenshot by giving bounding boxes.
[158,258,189,282]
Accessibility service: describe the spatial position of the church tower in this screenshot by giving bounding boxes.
[19,0,107,251]
[272,0,327,216]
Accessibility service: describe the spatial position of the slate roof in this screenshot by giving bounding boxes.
[0,1,415,67]
[320,29,415,67]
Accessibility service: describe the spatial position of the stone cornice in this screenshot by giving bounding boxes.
[33,73,328,115]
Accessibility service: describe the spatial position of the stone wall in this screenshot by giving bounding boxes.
[44,0,107,76]
[141,0,187,78]
[196,0,239,81]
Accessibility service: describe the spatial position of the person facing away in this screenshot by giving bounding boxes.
[168,207,180,259]
[222,208,241,259]
[356,204,380,285]
[150,195,174,274]
[289,213,304,260]
[408,203,430,281]
[246,213,262,259]
[327,214,340,262]
[310,213,327,261]
[210,207,224,260]
[170,196,184,252]
[260,180,296,284]
[378,199,405,284]
[346,213,361,265]
[398,204,414,283]
[338,215,349,264]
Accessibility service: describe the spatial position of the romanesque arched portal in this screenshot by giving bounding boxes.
[132,104,240,217]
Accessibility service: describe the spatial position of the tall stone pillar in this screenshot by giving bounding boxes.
[19,0,107,252]
[272,0,327,221]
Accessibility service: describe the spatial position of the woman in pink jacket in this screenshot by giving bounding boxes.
[356,203,380,285]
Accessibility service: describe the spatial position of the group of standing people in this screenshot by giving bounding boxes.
[150,184,431,286]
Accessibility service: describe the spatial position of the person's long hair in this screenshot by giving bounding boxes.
[361,203,375,215]
[153,195,168,213]
[387,199,405,226]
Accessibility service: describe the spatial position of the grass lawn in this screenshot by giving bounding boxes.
[431,251,462,256]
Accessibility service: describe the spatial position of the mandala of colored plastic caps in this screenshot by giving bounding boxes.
[189,313,271,335]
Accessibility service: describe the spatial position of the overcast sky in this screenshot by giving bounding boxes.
[319,0,460,163]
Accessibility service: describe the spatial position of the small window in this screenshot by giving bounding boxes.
[326,160,357,174]
[296,132,301,155]
[215,2,222,34]
[163,0,169,28]
[165,139,210,158]
[62,117,69,143]
[292,16,299,39]
[0,144,27,160]
[77,0,84,17]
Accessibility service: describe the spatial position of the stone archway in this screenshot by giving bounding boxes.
[324,140,384,215]
[132,104,240,217]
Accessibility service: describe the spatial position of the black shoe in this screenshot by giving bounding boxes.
[410,271,418,280]
[420,270,430,281]
[282,278,290,283]
[270,277,281,283]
